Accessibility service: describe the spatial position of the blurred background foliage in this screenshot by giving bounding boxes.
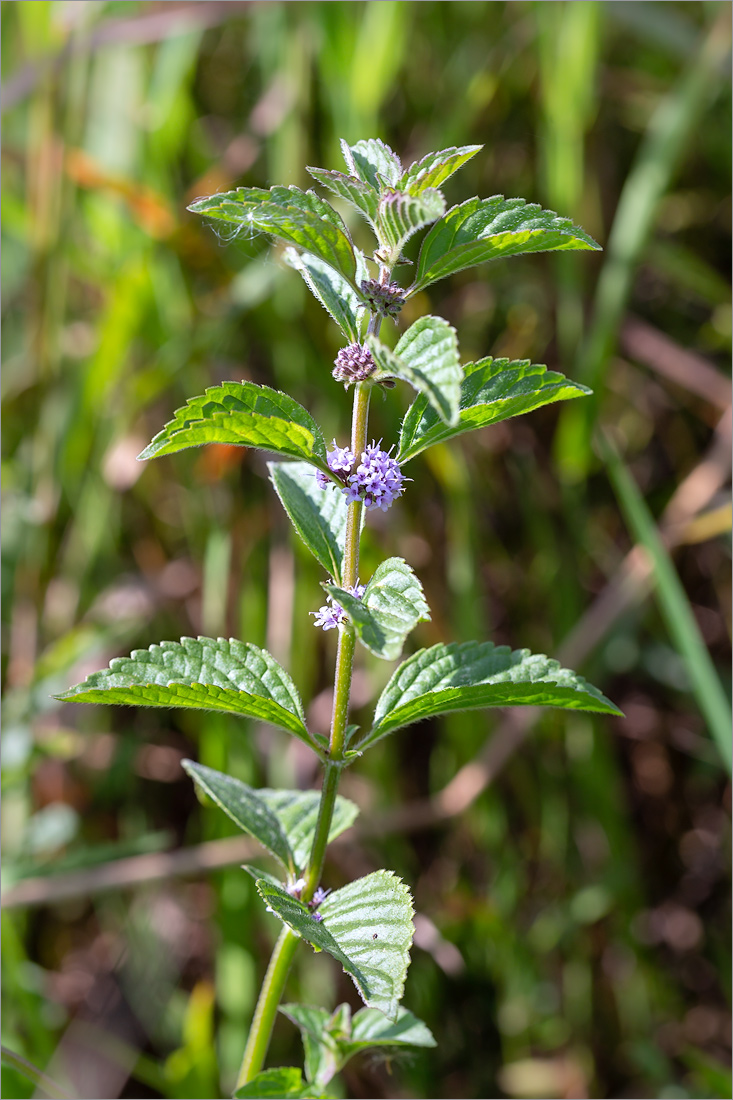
[1,2,731,1098]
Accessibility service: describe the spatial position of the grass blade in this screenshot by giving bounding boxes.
[556,12,731,481]
[1,1046,72,1100]
[603,438,731,772]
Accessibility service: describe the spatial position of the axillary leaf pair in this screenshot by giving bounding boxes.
[56,137,619,1097]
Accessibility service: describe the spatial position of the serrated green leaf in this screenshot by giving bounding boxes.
[182,778,357,878]
[138,381,329,469]
[268,461,348,582]
[182,762,294,873]
[187,185,270,221]
[354,246,370,288]
[257,789,359,872]
[257,882,358,965]
[280,1002,435,1089]
[241,864,282,888]
[233,1066,326,1099]
[364,641,623,748]
[399,144,483,195]
[341,138,402,189]
[397,356,591,463]
[258,196,355,279]
[411,195,601,292]
[349,1005,436,1051]
[280,1004,340,1087]
[369,316,462,426]
[258,869,414,1019]
[188,185,356,282]
[267,185,345,230]
[325,558,430,662]
[344,724,361,748]
[306,167,380,227]
[55,637,316,747]
[283,248,364,343]
[377,189,446,259]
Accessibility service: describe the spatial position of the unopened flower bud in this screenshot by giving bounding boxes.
[332,343,376,386]
[360,278,406,318]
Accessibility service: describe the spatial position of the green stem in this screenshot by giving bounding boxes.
[235,926,300,1090]
[302,758,342,898]
[236,322,381,1088]
[303,380,370,896]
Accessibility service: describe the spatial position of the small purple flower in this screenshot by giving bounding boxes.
[328,441,356,473]
[311,911,324,922]
[311,604,344,631]
[315,440,356,489]
[286,878,306,899]
[343,442,406,512]
[310,886,331,908]
[311,582,365,632]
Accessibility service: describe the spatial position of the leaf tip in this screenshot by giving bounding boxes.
[52,688,75,702]
[137,438,162,460]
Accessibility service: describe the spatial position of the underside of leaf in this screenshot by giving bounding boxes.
[283,248,364,342]
[183,761,294,873]
[306,166,380,227]
[325,557,430,661]
[258,869,415,1020]
[377,188,446,260]
[269,460,348,583]
[368,315,462,427]
[257,788,359,872]
[280,1002,435,1089]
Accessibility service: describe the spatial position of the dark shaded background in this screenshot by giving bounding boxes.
[2,2,731,1098]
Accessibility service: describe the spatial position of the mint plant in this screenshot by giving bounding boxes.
[57,139,621,1100]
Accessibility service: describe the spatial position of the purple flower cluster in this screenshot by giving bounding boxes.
[315,440,355,490]
[344,442,406,512]
[316,441,406,513]
[311,582,366,631]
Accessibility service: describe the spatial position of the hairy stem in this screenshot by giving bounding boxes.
[303,380,370,896]
[236,925,300,1090]
[236,315,382,1087]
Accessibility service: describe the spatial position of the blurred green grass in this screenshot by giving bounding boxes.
[2,2,731,1098]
